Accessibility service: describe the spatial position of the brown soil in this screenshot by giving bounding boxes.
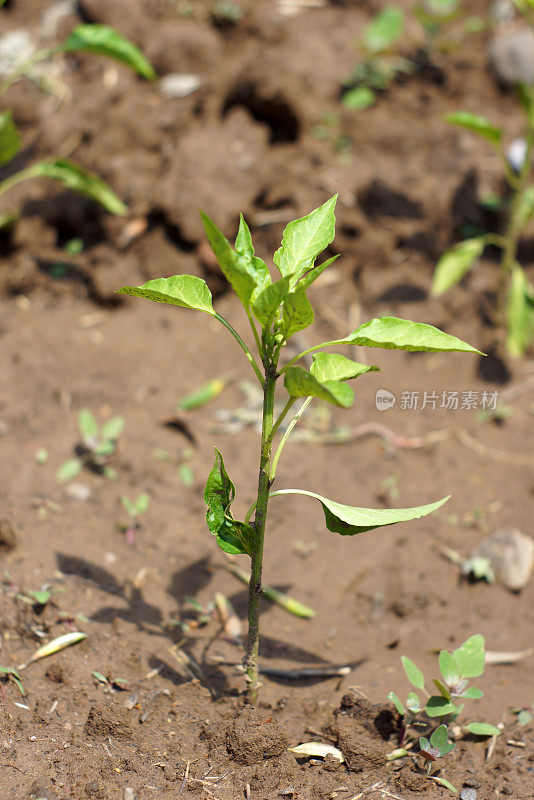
[0,1,533,799]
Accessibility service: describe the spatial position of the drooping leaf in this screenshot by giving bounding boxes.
[117,275,215,315]
[451,634,485,678]
[464,722,501,736]
[298,254,340,290]
[56,458,83,483]
[272,489,449,536]
[78,409,98,442]
[0,111,21,167]
[284,366,354,408]
[62,24,156,80]
[345,316,482,353]
[425,696,459,717]
[274,196,337,280]
[310,353,379,382]
[445,111,503,146]
[506,264,534,358]
[343,86,376,111]
[439,650,460,687]
[204,449,255,556]
[201,212,257,307]
[101,416,125,441]
[432,237,486,295]
[387,690,406,715]
[282,288,315,339]
[364,6,404,53]
[29,159,127,214]
[401,656,426,689]
[252,277,290,327]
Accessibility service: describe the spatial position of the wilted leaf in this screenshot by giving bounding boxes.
[446,111,503,146]
[62,24,156,80]
[0,111,21,167]
[432,237,486,295]
[274,196,337,280]
[284,366,354,408]
[310,353,379,382]
[204,449,255,556]
[30,159,127,215]
[118,274,215,315]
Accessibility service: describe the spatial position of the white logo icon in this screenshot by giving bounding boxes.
[375,389,396,411]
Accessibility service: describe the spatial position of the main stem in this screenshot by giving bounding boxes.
[245,363,276,703]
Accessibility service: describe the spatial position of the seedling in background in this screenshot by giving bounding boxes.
[0,665,25,696]
[0,24,155,229]
[119,492,150,546]
[177,375,233,411]
[432,5,534,357]
[388,634,501,743]
[56,409,124,482]
[511,703,533,726]
[16,585,65,610]
[118,196,479,702]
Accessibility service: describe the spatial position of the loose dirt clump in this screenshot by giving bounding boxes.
[226,705,290,765]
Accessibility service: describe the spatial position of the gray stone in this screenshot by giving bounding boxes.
[159,73,203,99]
[472,528,534,590]
[490,27,534,86]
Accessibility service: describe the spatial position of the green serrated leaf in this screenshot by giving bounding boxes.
[56,458,83,483]
[506,264,534,358]
[101,416,125,441]
[204,449,255,556]
[282,288,315,339]
[117,275,215,315]
[364,6,404,53]
[273,490,449,536]
[432,237,486,295]
[274,196,337,280]
[439,650,460,687]
[62,24,156,80]
[401,656,426,689]
[78,409,98,441]
[29,159,126,215]
[387,690,406,715]
[310,353,379,382]
[252,277,290,327]
[0,111,21,167]
[284,366,354,408]
[425,696,459,717]
[446,111,503,146]
[452,634,485,679]
[464,722,501,736]
[345,316,482,353]
[298,254,340,290]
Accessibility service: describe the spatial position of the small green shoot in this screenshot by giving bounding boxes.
[56,410,124,482]
[118,198,479,702]
[119,492,150,545]
[177,375,233,411]
[0,666,26,696]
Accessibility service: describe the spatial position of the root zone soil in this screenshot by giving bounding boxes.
[0,1,533,798]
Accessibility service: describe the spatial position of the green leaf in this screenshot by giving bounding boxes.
[432,237,486,295]
[101,416,125,441]
[406,691,422,713]
[274,196,337,280]
[461,686,483,699]
[345,316,482,353]
[134,492,150,515]
[282,288,314,339]
[200,212,257,307]
[452,634,485,679]
[274,489,449,536]
[429,776,458,794]
[419,736,431,752]
[298,254,340,290]
[387,691,406,715]
[56,458,83,483]
[516,185,534,229]
[252,277,290,327]
[430,724,453,752]
[204,449,255,556]
[401,656,425,689]
[0,111,21,167]
[94,441,115,457]
[235,214,254,260]
[284,366,354,408]
[234,216,271,300]
[310,353,379,382]
[517,710,532,725]
[425,696,459,717]
[343,86,376,111]
[433,678,452,701]
[30,159,126,215]
[117,275,215,315]
[177,377,230,411]
[62,24,156,80]
[464,722,501,737]
[506,264,534,358]
[121,496,135,516]
[78,409,98,441]
[364,6,404,53]
[445,111,503,146]
[439,650,460,687]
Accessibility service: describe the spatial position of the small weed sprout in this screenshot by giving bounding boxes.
[388,634,502,743]
[119,492,150,545]
[432,3,534,356]
[0,24,155,229]
[56,409,124,482]
[419,723,458,794]
[118,196,479,701]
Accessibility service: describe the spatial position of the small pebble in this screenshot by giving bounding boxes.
[472,528,534,590]
[490,27,534,86]
[159,73,203,99]
[460,789,477,800]
[66,482,91,502]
